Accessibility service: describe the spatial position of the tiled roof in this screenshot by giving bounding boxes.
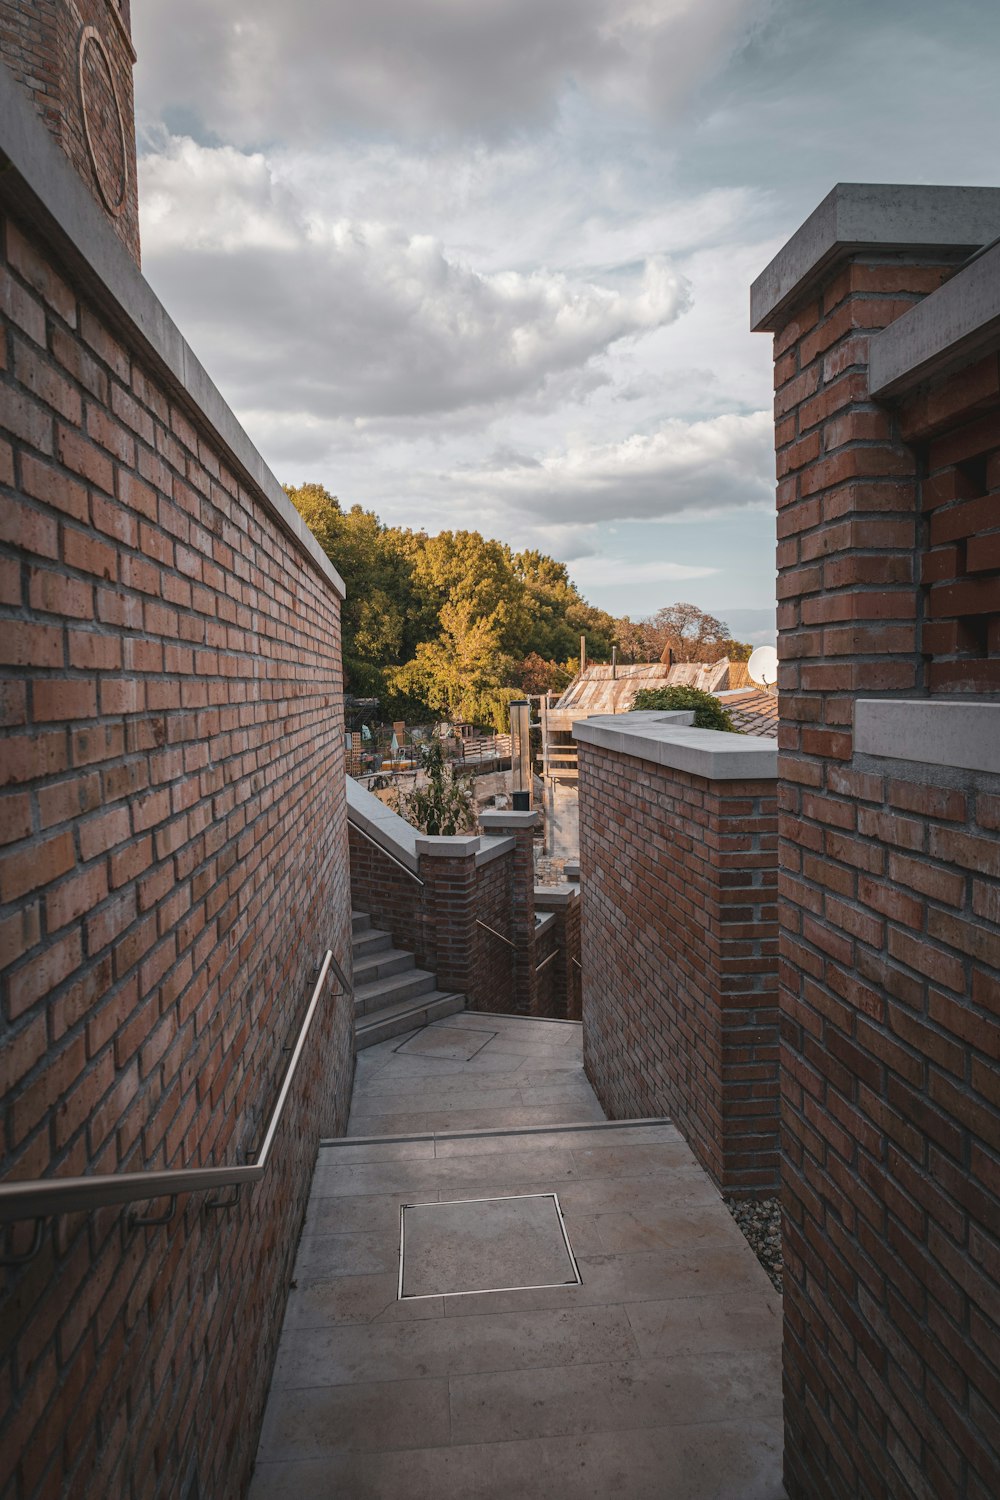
[718,689,779,739]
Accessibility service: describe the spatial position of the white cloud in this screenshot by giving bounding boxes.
[140,138,690,421]
[569,556,718,587]
[454,410,773,523]
[133,0,763,144]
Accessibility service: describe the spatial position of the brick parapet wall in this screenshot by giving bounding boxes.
[0,191,352,1500]
[578,740,779,1192]
[764,243,1000,1500]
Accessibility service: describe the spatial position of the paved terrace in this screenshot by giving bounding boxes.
[251,1014,784,1499]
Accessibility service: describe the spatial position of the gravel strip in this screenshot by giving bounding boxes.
[725,1195,782,1293]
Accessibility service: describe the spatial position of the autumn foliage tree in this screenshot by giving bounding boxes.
[285,484,612,727]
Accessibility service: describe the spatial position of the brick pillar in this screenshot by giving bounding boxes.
[534,885,581,1020]
[479,810,538,1014]
[752,183,1000,1500]
[415,836,479,998]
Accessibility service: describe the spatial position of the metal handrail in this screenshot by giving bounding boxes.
[476,919,516,950]
[0,949,346,1231]
[348,819,424,886]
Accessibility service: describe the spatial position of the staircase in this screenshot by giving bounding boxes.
[351,910,465,1049]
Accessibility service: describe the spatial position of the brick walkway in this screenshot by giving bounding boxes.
[250,1014,785,1499]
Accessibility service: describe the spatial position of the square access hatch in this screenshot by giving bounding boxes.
[398,1193,582,1300]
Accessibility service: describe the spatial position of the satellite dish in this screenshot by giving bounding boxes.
[747,645,778,689]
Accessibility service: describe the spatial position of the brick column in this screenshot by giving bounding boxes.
[752,184,1000,1500]
[415,836,479,998]
[534,885,581,1020]
[479,810,538,1014]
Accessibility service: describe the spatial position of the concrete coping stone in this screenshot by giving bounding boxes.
[346,775,419,872]
[414,835,482,860]
[573,711,778,781]
[534,910,557,937]
[474,834,516,867]
[869,239,1000,397]
[479,810,540,831]
[750,182,1000,333]
[534,885,580,908]
[854,699,1000,776]
[0,59,345,598]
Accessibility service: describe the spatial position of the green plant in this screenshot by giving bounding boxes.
[631,685,740,733]
[399,740,476,835]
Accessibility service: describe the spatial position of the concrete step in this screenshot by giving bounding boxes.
[352,947,415,985]
[351,910,371,935]
[355,991,466,1050]
[352,927,393,959]
[354,968,437,1017]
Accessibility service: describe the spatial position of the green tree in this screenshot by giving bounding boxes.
[285,483,422,700]
[387,600,519,731]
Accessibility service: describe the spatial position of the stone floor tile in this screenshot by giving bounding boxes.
[249,1420,786,1500]
[292,1230,400,1280]
[448,1348,782,1445]
[256,1376,451,1461]
[626,1292,782,1359]
[270,1304,638,1389]
[281,1271,443,1329]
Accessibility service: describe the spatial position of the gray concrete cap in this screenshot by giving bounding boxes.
[0,61,345,598]
[869,240,1000,396]
[478,810,540,831]
[346,775,420,872]
[854,700,1000,776]
[751,183,1000,333]
[573,712,777,781]
[413,836,482,859]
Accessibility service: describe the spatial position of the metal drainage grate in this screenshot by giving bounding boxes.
[398,1192,582,1300]
[393,1026,497,1062]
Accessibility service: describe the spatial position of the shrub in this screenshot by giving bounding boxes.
[630,685,739,733]
[399,739,476,835]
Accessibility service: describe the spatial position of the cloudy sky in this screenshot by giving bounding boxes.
[132,0,1000,642]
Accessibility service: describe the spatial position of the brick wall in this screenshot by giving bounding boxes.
[0,2,141,263]
[0,192,352,1500]
[756,197,1000,1500]
[578,738,779,1193]
[347,809,581,1017]
[472,849,517,1013]
[348,823,426,960]
[901,358,1000,692]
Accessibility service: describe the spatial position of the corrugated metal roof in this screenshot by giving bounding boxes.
[553,659,733,717]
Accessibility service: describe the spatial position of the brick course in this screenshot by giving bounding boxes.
[578,740,779,1193]
[765,245,1000,1500]
[0,197,352,1500]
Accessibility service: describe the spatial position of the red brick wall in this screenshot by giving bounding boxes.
[348,824,427,961]
[1,1,141,263]
[578,741,779,1192]
[900,356,1000,692]
[347,827,520,1012]
[472,851,517,1013]
[770,256,1000,1500]
[0,204,352,1498]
